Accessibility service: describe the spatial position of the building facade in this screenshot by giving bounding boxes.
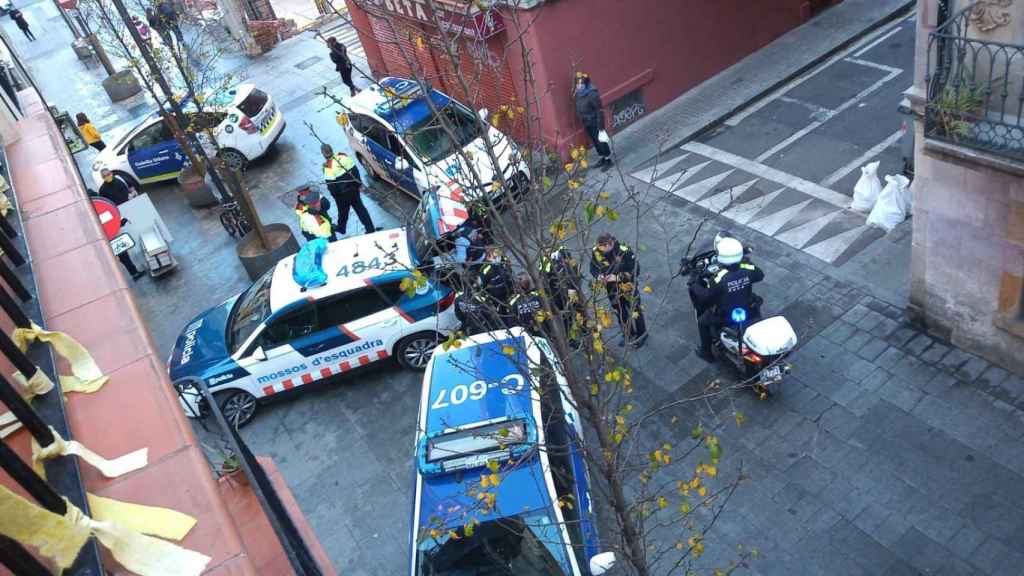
[909,0,1024,373]
[345,0,829,157]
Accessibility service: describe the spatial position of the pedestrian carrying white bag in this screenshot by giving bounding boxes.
[850,161,882,212]
[597,130,610,143]
[866,174,911,232]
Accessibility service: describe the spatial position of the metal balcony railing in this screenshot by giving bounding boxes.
[926,2,1024,161]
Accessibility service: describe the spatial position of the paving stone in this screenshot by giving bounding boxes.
[838,523,901,574]
[821,320,858,345]
[963,494,1024,541]
[1001,375,1024,401]
[913,505,966,546]
[972,537,1013,575]
[819,479,872,520]
[878,379,925,412]
[869,316,902,339]
[890,354,927,388]
[773,481,809,510]
[857,337,890,362]
[976,365,1011,388]
[851,502,891,535]
[841,329,873,353]
[841,304,871,325]
[939,347,973,371]
[872,511,912,548]
[904,333,935,357]
[881,560,924,576]
[894,528,956,575]
[947,522,987,561]
[841,356,879,383]
[858,366,892,393]
[817,404,860,440]
[844,389,881,417]
[919,341,951,364]
[885,326,918,348]
[794,391,835,421]
[902,363,942,392]
[786,455,837,495]
[875,346,909,373]
[919,370,959,395]
[956,355,990,383]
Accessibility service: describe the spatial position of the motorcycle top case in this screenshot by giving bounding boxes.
[742,316,797,356]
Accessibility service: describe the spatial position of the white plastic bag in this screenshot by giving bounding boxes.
[867,174,911,231]
[850,161,882,212]
[597,130,610,143]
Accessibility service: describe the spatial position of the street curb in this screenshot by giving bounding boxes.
[671,1,916,150]
[620,0,916,169]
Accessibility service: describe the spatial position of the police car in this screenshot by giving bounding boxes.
[411,328,616,575]
[340,77,530,203]
[168,228,458,427]
[90,83,285,189]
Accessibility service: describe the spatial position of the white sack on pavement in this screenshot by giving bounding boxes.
[867,174,911,232]
[851,161,882,212]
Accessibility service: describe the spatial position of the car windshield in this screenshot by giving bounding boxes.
[403,102,481,165]
[416,510,572,575]
[227,268,274,353]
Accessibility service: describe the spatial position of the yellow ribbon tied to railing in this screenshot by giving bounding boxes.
[0,369,56,438]
[32,425,148,479]
[12,323,109,393]
[0,485,210,576]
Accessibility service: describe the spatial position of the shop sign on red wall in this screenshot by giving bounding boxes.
[365,0,505,39]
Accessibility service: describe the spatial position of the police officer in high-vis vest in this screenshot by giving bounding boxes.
[542,246,584,347]
[510,274,545,334]
[321,144,376,236]
[296,188,336,242]
[590,233,647,348]
[689,237,764,363]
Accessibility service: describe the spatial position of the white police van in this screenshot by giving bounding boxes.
[168,228,458,427]
[340,77,530,204]
[411,328,616,575]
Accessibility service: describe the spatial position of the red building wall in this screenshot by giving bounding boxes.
[346,0,811,157]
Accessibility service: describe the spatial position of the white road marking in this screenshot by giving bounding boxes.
[844,57,902,75]
[632,153,690,186]
[777,96,834,118]
[748,199,812,236]
[682,142,852,207]
[804,225,868,263]
[754,64,902,162]
[722,187,786,224]
[724,15,909,127]
[654,160,710,192]
[776,210,840,248]
[820,130,904,187]
[852,25,905,58]
[672,169,735,202]
[698,178,760,212]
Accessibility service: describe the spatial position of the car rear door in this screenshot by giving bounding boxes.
[127,119,186,182]
[317,283,406,364]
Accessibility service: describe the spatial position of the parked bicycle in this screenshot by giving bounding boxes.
[219,201,251,238]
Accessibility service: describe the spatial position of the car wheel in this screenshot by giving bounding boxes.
[218,148,249,173]
[113,170,140,190]
[215,389,258,428]
[395,332,442,370]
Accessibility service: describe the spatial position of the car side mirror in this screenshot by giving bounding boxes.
[251,346,267,361]
[394,157,410,172]
[589,552,616,575]
[478,107,489,122]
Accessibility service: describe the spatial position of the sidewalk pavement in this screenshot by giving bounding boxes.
[614,0,915,171]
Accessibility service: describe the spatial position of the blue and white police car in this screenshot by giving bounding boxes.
[168,228,458,427]
[411,328,617,575]
[340,77,530,203]
[91,83,285,189]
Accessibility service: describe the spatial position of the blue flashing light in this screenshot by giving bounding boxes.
[731,307,747,324]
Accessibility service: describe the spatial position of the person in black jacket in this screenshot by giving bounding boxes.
[590,233,647,347]
[542,246,584,347]
[327,37,358,97]
[10,9,34,41]
[574,73,611,171]
[92,170,144,280]
[689,237,764,362]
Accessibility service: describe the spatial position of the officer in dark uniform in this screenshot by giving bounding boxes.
[689,237,764,362]
[478,246,514,324]
[590,233,647,347]
[454,288,490,336]
[542,246,584,347]
[510,275,545,334]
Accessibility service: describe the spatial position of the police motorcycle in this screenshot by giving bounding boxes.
[680,233,797,395]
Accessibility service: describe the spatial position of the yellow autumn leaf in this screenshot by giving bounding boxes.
[679,502,691,514]
[501,345,515,356]
[479,474,490,488]
[704,465,717,478]
[416,36,425,49]
[488,473,499,486]
[643,285,653,294]
[486,460,500,472]
[697,486,707,497]
[335,113,349,126]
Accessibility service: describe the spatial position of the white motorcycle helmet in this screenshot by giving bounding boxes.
[717,237,744,266]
